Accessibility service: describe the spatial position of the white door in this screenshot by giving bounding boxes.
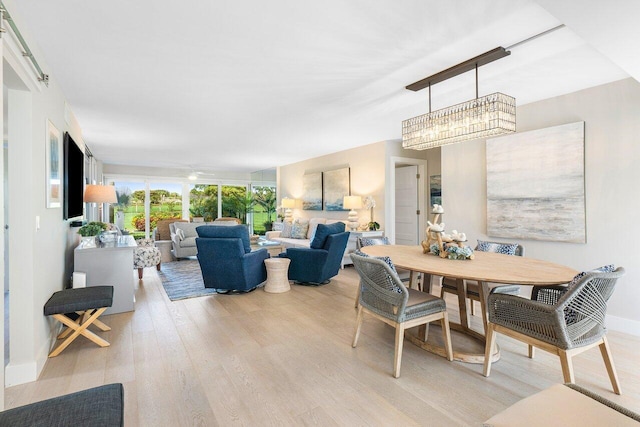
[395,166,419,245]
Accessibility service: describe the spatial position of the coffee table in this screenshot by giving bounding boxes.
[251,239,284,257]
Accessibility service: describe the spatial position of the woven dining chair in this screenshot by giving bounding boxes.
[483,267,625,394]
[440,240,524,316]
[351,253,453,378]
[354,236,421,308]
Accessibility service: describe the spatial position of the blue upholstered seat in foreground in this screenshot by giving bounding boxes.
[196,225,269,292]
[279,223,349,285]
[0,383,123,426]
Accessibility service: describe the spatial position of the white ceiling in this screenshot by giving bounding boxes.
[10,0,631,173]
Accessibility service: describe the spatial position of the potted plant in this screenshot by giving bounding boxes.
[78,221,107,246]
[368,221,380,231]
[78,221,108,237]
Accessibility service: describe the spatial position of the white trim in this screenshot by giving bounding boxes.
[386,156,427,244]
[606,314,640,337]
[5,361,37,387]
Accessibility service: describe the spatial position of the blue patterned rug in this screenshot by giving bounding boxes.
[157,260,218,301]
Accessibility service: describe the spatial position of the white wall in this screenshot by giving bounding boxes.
[442,78,640,333]
[3,0,85,385]
[278,141,388,227]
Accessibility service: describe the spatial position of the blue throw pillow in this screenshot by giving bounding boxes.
[358,236,390,247]
[476,239,518,256]
[567,264,615,289]
[310,222,346,249]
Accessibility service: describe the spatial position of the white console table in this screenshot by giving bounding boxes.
[342,230,385,267]
[74,235,137,315]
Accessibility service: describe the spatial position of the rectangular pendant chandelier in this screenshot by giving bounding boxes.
[402,92,516,150]
[402,47,516,150]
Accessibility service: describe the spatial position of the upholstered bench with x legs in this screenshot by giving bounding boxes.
[0,383,124,426]
[44,286,114,357]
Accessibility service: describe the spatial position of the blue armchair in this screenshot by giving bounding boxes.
[280,222,349,285]
[195,225,269,293]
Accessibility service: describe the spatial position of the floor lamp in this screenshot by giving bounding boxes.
[84,184,117,222]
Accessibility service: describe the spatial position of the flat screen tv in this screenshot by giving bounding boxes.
[63,132,85,219]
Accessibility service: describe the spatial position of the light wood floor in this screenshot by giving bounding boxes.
[6,266,640,426]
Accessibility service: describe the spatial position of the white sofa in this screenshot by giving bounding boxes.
[265,218,347,250]
[169,219,240,258]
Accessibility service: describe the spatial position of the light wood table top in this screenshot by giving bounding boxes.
[360,244,578,286]
[360,245,578,364]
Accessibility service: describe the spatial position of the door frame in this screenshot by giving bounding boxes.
[385,156,427,244]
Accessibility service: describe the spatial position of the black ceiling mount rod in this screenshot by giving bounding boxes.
[405,47,510,92]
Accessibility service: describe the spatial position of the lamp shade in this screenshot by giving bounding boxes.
[282,198,296,209]
[343,196,362,210]
[84,184,117,203]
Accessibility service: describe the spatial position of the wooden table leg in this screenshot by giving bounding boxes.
[477,281,490,333]
[455,278,470,330]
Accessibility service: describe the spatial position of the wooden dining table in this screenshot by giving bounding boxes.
[360,245,578,363]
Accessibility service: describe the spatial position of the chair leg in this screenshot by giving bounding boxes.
[599,336,622,395]
[483,322,497,377]
[393,324,405,378]
[528,345,535,359]
[352,306,364,348]
[354,284,361,308]
[441,312,453,361]
[559,350,575,384]
[156,262,161,271]
[49,308,110,357]
[138,268,144,279]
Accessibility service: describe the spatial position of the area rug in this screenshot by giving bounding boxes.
[157,260,217,301]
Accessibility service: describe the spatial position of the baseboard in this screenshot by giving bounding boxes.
[606,314,640,337]
[5,361,37,387]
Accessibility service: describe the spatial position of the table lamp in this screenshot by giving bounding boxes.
[281,198,296,222]
[84,184,117,221]
[343,195,362,231]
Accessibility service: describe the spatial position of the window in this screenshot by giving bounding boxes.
[149,182,182,234]
[189,184,218,221]
[109,181,145,237]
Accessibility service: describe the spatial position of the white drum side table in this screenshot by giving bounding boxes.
[264,258,291,293]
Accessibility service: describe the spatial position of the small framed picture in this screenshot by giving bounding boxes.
[45,119,62,208]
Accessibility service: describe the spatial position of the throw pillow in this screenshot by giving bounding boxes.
[476,239,519,256]
[308,218,326,240]
[567,264,615,289]
[291,220,310,239]
[176,228,185,241]
[310,222,346,249]
[358,236,390,248]
[280,221,294,238]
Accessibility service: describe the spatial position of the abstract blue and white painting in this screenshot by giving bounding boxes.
[323,167,350,211]
[302,172,323,210]
[486,121,585,243]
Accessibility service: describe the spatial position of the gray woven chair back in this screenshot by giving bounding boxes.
[557,267,624,348]
[351,254,409,322]
[489,267,624,350]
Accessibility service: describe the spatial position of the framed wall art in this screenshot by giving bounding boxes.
[302,172,323,210]
[486,121,585,243]
[429,175,441,206]
[323,167,350,211]
[45,119,62,208]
